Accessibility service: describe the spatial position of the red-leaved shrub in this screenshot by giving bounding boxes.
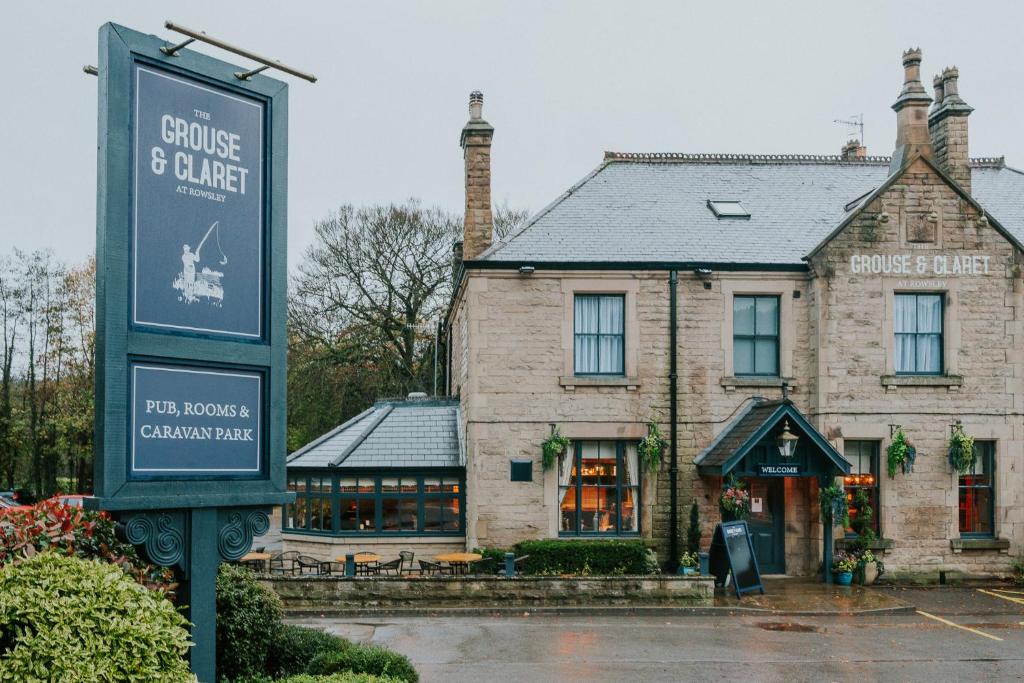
[0,499,177,597]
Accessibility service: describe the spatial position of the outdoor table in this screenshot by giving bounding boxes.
[336,552,381,575]
[239,551,271,573]
[435,552,482,575]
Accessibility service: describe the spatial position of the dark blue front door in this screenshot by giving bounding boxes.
[746,478,785,574]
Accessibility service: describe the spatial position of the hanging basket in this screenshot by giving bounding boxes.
[541,426,570,471]
[638,420,667,473]
[948,424,976,474]
[887,429,915,478]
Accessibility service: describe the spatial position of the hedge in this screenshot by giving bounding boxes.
[512,539,659,575]
[278,675,402,683]
[216,564,283,680]
[307,646,418,683]
[267,625,351,678]
[0,553,194,682]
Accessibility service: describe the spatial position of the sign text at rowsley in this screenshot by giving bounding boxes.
[849,253,992,276]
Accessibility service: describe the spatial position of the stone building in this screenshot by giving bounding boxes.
[283,49,1024,578]
[444,48,1024,578]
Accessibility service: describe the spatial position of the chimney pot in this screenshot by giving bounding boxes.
[932,74,945,108]
[942,66,961,98]
[469,90,484,120]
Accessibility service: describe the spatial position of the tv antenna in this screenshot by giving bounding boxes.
[834,113,864,147]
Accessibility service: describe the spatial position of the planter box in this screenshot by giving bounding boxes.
[259,574,714,611]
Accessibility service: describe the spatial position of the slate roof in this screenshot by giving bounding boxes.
[287,399,463,470]
[478,154,1024,266]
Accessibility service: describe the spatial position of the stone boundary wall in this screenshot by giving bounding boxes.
[260,574,714,610]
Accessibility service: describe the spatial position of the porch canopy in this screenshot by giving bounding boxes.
[695,398,850,479]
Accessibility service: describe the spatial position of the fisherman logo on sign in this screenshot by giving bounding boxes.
[173,222,227,306]
[133,65,264,339]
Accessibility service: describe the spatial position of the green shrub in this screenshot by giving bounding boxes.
[512,539,659,575]
[219,676,274,683]
[279,674,401,683]
[216,563,283,680]
[307,645,418,683]
[0,552,194,682]
[472,547,511,563]
[268,624,351,677]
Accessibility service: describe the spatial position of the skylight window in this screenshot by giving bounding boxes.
[707,200,750,219]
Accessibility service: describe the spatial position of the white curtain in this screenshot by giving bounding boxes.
[598,297,624,373]
[558,447,575,488]
[917,296,942,372]
[574,297,599,372]
[624,443,639,488]
[894,295,917,372]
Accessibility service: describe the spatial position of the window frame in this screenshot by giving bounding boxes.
[959,441,995,539]
[732,295,781,377]
[573,294,626,377]
[842,440,881,538]
[894,293,945,376]
[284,469,465,537]
[558,441,641,537]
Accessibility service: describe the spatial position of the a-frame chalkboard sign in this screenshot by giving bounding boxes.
[709,520,765,598]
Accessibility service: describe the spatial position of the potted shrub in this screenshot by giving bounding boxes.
[833,552,857,586]
[719,475,750,521]
[678,551,699,575]
[849,489,884,585]
[857,549,881,586]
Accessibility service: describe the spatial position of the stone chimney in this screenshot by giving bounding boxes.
[890,48,933,173]
[929,66,973,192]
[840,139,866,160]
[460,91,494,260]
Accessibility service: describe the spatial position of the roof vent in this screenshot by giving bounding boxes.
[707,200,750,219]
[407,392,428,400]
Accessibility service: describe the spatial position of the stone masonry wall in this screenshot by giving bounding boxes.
[450,159,1023,577]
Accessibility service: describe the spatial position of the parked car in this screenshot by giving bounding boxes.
[0,496,31,517]
[0,488,37,506]
[49,494,92,508]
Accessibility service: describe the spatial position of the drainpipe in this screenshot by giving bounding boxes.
[668,270,679,571]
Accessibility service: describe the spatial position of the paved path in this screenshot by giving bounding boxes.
[292,587,1024,682]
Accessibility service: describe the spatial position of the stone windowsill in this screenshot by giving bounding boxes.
[950,537,1010,553]
[720,376,797,391]
[880,374,963,390]
[560,376,640,391]
[835,537,895,552]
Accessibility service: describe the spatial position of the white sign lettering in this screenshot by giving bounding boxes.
[849,253,991,276]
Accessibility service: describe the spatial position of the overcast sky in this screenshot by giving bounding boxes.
[4,0,1024,269]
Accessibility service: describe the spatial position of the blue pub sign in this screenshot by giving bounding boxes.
[133,65,264,339]
[92,23,293,681]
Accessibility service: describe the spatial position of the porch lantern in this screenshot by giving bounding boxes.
[777,419,799,458]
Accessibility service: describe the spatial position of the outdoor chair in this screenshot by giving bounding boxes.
[399,550,415,574]
[318,561,345,576]
[467,557,497,575]
[499,555,530,577]
[418,559,451,576]
[374,558,403,575]
[269,551,301,576]
[295,554,323,575]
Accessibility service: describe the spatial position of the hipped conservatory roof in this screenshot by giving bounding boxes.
[694,398,850,476]
[286,398,464,470]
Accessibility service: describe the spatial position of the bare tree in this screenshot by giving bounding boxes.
[493,201,531,241]
[0,254,21,487]
[291,200,461,397]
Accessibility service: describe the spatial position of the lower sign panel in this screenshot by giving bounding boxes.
[130,362,263,477]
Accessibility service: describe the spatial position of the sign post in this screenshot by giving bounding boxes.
[91,23,291,681]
